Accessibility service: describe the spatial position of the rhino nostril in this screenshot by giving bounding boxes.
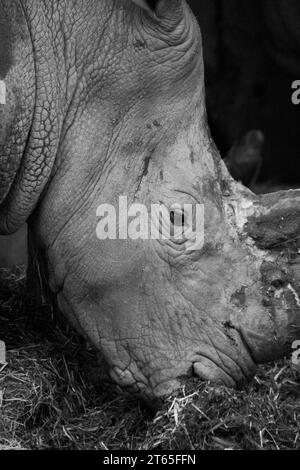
[270,278,285,289]
[260,262,288,290]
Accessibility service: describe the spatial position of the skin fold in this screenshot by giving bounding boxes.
[1,0,300,399]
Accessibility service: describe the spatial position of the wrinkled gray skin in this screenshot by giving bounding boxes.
[1,0,300,399]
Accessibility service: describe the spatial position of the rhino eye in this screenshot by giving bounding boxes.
[170,209,185,227]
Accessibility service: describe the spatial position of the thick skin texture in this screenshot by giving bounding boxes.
[1,0,300,399]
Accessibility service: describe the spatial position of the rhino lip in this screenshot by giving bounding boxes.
[238,325,260,366]
[191,350,255,388]
[190,326,258,388]
[192,359,237,387]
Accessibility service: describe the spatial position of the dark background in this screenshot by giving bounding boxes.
[188,0,300,186]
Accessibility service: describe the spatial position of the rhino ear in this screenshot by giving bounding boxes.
[130,0,159,13]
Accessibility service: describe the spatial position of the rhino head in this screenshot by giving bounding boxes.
[1,0,300,399]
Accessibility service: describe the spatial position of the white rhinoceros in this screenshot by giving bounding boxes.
[1,0,300,399]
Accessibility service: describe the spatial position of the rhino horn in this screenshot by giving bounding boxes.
[227,176,300,363]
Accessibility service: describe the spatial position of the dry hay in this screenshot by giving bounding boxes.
[0,267,300,450]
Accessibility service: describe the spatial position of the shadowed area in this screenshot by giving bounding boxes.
[188,0,300,187]
[0,3,12,79]
[0,225,27,268]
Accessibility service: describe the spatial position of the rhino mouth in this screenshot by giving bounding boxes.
[109,321,259,398]
[192,358,252,388]
[189,326,258,390]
